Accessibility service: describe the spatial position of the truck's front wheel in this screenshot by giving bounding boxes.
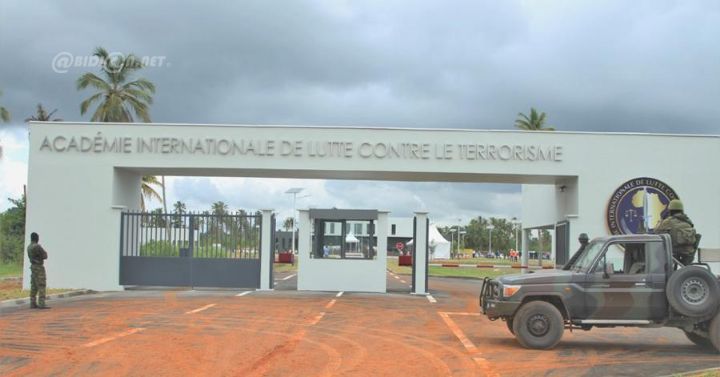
[505,318,514,334]
[512,301,564,349]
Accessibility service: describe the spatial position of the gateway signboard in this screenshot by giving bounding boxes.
[39,134,563,162]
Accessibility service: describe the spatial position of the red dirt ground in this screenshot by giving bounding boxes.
[0,273,717,376]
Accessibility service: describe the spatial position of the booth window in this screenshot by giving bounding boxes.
[313,219,376,260]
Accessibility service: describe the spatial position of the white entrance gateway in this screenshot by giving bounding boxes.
[24,122,720,291]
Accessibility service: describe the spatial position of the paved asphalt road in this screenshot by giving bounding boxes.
[0,272,717,376]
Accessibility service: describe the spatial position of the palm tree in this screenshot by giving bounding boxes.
[25,103,62,122]
[77,47,155,122]
[514,108,555,131]
[0,90,10,160]
[283,217,294,231]
[172,201,187,228]
[78,47,162,211]
[0,90,9,123]
[141,175,163,211]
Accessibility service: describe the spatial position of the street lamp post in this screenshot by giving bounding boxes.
[285,187,304,254]
[512,217,521,253]
[450,231,454,258]
[487,224,495,256]
[456,218,461,257]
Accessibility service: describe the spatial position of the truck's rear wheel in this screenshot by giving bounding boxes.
[666,266,720,318]
[512,301,564,350]
[683,330,714,349]
[710,312,720,353]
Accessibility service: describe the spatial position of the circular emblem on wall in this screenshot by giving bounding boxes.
[606,177,679,235]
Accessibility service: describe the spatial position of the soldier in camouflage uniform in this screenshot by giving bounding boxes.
[27,232,50,309]
[654,199,698,265]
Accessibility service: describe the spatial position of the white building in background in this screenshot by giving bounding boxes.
[320,217,413,238]
[23,121,720,291]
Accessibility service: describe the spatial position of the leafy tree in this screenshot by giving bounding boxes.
[0,194,26,263]
[25,103,62,122]
[515,108,555,131]
[440,216,522,257]
[77,47,155,122]
[528,229,552,253]
[147,208,167,228]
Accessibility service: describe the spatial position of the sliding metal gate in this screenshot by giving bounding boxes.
[119,211,262,288]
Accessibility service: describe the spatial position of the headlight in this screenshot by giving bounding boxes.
[503,284,522,297]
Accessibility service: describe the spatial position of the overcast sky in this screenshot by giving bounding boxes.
[1,0,718,224]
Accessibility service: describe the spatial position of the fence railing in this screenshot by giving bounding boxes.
[120,211,262,259]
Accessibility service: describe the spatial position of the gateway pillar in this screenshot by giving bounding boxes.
[412,212,429,295]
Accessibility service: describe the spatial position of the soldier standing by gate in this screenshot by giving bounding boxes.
[27,232,50,309]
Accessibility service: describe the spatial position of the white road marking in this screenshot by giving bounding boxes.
[393,276,400,280]
[282,274,297,281]
[400,279,407,284]
[336,291,344,297]
[438,310,502,376]
[427,294,437,303]
[325,299,337,309]
[236,291,253,297]
[438,312,478,353]
[83,328,145,348]
[185,303,216,314]
[310,312,326,325]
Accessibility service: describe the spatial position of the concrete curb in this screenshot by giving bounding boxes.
[1,289,96,306]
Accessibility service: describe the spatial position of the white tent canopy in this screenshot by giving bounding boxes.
[406,224,451,260]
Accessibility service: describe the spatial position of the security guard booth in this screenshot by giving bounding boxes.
[297,209,389,292]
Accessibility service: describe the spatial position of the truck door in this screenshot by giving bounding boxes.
[584,241,660,320]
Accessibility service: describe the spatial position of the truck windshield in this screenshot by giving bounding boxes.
[569,241,604,273]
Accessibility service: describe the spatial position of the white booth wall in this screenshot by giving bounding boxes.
[296,210,388,292]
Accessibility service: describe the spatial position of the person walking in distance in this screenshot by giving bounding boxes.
[27,232,50,309]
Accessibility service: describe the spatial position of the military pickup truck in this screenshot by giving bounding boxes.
[480,234,720,350]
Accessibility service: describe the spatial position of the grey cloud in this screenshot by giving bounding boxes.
[1,0,718,220]
[2,0,717,131]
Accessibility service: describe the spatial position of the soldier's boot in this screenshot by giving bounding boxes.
[30,300,38,309]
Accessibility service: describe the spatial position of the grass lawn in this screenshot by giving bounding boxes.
[386,258,521,280]
[441,257,552,266]
[0,263,22,278]
[0,263,75,300]
[0,279,74,301]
